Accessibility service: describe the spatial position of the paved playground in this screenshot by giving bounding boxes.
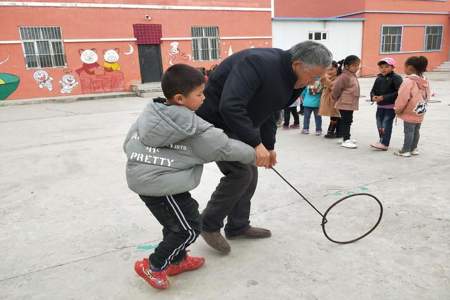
[0,73,449,300]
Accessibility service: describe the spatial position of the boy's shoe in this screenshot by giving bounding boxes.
[324,132,335,138]
[341,140,358,149]
[165,253,205,276]
[289,124,300,129]
[394,150,411,157]
[225,226,272,240]
[134,259,169,290]
[282,125,289,129]
[315,130,322,136]
[411,148,419,155]
[301,129,309,134]
[370,142,388,151]
[201,231,231,254]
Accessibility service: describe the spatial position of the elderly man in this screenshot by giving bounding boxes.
[196,41,332,253]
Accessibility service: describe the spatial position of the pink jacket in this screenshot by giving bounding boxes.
[395,75,430,124]
[332,70,360,111]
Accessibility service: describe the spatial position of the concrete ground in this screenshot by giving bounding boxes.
[0,73,449,300]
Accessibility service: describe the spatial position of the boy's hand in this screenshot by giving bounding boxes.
[373,96,384,102]
[255,144,271,168]
[269,150,277,168]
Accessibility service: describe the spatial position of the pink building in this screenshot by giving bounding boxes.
[273,0,450,76]
[0,0,271,100]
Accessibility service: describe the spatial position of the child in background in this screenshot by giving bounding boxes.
[283,96,300,129]
[301,80,323,135]
[370,58,403,150]
[123,64,255,290]
[319,61,341,138]
[394,56,430,157]
[332,55,361,149]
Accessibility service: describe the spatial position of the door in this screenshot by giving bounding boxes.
[138,44,163,83]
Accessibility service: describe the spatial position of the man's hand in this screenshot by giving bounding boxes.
[269,150,277,168]
[255,143,271,168]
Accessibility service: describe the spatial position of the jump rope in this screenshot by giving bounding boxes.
[271,167,383,244]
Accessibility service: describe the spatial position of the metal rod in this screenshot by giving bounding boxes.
[271,167,326,219]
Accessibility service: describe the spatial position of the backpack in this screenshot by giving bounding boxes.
[412,80,429,116]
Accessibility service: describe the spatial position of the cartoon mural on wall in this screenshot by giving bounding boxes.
[0,56,10,65]
[59,72,79,94]
[33,70,53,91]
[76,48,125,94]
[124,44,134,56]
[168,42,191,65]
[103,49,121,71]
[0,73,20,100]
[227,45,234,57]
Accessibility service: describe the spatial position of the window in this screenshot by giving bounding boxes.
[381,26,402,53]
[19,27,66,68]
[191,26,220,61]
[308,31,327,41]
[425,26,443,51]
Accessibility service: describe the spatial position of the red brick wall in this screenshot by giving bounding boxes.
[0,2,271,100]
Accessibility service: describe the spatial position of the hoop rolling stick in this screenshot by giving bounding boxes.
[271,167,383,244]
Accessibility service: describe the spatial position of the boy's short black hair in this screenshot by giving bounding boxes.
[377,61,389,67]
[161,64,205,99]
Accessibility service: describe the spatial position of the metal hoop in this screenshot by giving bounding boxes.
[321,193,383,244]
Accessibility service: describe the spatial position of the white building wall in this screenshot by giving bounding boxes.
[272,20,363,62]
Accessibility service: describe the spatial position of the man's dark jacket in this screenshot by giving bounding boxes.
[196,48,300,150]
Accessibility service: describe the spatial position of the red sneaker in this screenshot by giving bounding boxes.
[134,258,169,290]
[165,253,205,276]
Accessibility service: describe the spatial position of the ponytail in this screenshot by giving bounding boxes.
[336,59,344,75]
[405,56,428,76]
[337,55,360,75]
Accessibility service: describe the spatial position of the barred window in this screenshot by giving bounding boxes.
[308,31,327,41]
[425,26,443,51]
[19,27,67,68]
[192,26,220,61]
[381,26,402,53]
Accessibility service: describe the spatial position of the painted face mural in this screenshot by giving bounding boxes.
[169,42,180,55]
[0,73,20,100]
[59,74,79,94]
[80,49,99,64]
[104,49,119,63]
[103,49,121,71]
[33,70,53,91]
[76,48,124,94]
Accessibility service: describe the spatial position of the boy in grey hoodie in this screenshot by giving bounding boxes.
[124,64,255,290]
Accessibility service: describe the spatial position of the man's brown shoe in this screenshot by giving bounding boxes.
[226,226,272,240]
[201,231,231,254]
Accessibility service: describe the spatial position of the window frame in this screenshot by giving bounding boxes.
[19,26,67,69]
[380,25,403,54]
[191,26,220,61]
[424,25,443,51]
[308,31,328,41]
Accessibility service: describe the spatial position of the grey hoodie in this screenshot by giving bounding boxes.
[123,101,256,197]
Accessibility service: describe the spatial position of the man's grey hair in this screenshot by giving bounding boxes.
[289,41,333,69]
